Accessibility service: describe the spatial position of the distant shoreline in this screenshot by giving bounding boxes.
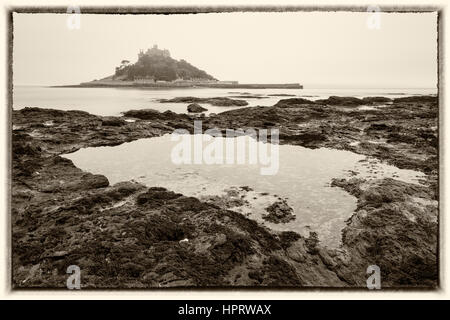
[51,82,303,90]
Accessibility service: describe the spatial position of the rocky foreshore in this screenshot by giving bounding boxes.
[12,95,438,288]
[159,96,249,107]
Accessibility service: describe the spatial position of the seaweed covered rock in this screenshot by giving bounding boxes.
[274,98,314,107]
[393,95,437,103]
[101,117,126,126]
[122,109,190,122]
[160,96,248,107]
[84,174,109,189]
[263,200,295,223]
[11,95,438,288]
[187,103,208,113]
[315,96,364,106]
[122,109,165,120]
[136,187,182,206]
[361,96,392,104]
[12,132,41,159]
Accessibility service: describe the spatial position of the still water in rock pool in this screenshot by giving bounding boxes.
[63,134,425,248]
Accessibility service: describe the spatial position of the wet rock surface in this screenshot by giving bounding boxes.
[200,94,438,287]
[203,95,438,178]
[187,103,208,113]
[274,98,317,107]
[12,95,438,288]
[159,96,248,106]
[361,96,393,104]
[263,200,296,223]
[122,109,190,121]
[267,93,296,97]
[330,178,438,287]
[315,96,366,106]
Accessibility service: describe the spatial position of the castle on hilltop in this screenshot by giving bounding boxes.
[138,44,170,59]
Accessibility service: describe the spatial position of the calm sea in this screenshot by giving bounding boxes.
[63,134,425,247]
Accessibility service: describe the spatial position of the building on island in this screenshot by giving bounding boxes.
[134,76,155,84]
[216,80,238,85]
[138,44,171,60]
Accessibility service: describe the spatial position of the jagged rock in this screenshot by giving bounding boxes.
[263,200,295,223]
[267,93,296,97]
[11,94,438,288]
[160,96,248,107]
[286,242,307,263]
[136,187,182,206]
[84,174,109,189]
[361,96,392,104]
[122,109,164,120]
[101,117,126,126]
[48,250,69,258]
[305,232,320,254]
[122,109,190,121]
[187,103,208,113]
[393,95,437,103]
[274,98,314,107]
[315,96,364,106]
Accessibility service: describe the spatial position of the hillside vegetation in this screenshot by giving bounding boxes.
[114,45,216,82]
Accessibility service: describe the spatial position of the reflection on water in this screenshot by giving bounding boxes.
[63,134,426,247]
[14,85,437,117]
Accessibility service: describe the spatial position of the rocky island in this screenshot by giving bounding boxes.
[59,45,302,90]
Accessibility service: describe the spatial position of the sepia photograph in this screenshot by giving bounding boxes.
[8,5,439,292]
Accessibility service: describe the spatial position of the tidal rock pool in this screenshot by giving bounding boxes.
[63,134,425,248]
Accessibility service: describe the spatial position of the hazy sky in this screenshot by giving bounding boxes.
[13,11,437,88]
